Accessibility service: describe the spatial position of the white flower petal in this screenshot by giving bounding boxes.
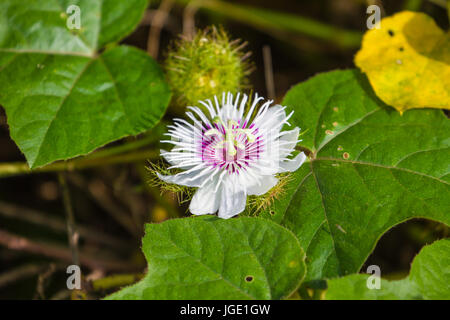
[247,175,278,196]
[160,149,179,166]
[189,179,221,215]
[249,161,279,176]
[218,177,247,219]
[157,169,209,187]
[254,104,286,131]
[278,127,300,158]
[278,152,307,173]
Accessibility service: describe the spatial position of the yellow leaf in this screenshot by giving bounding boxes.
[355,11,450,113]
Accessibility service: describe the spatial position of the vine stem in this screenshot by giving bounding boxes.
[174,0,362,48]
[85,134,158,159]
[0,149,158,179]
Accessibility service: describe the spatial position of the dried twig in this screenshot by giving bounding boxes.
[183,1,199,40]
[58,172,79,267]
[67,173,141,237]
[147,0,175,58]
[34,263,58,300]
[262,45,276,100]
[0,200,129,250]
[0,264,46,288]
[0,230,138,272]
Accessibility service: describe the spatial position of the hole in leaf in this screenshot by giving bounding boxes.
[362,218,449,277]
[269,210,275,215]
[388,30,395,37]
[399,47,404,52]
[245,276,254,282]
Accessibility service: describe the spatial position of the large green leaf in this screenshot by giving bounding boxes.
[262,69,450,281]
[106,216,306,300]
[0,0,148,55]
[0,0,171,168]
[325,239,450,300]
[409,238,450,299]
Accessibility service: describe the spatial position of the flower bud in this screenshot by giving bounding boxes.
[165,26,252,111]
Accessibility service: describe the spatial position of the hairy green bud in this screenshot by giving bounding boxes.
[146,161,194,204]
[165,26,252,110]
[245,173,293,216]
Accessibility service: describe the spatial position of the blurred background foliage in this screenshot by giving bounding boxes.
[0,0,449,299]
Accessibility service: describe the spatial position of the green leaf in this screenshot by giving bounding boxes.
[262,69,450,281]
[409,238,450,299]
[325,239,450,300]
[0,0,171,168]
[325,275,421,300]
[106,216,306,300]
[0,0,149,55]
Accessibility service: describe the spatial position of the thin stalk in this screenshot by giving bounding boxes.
[58,172,79,267]
[0,149,158,179]
[0,264,46,288]
[85,134,157,160]
[147,0,175,58]
[67,173,141,237]
[175,0,362,48]
[0,200,129,250]
[0,229,138,271]
[262,45,275,100]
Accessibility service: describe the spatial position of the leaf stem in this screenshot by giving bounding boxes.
[82,133,159,160]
